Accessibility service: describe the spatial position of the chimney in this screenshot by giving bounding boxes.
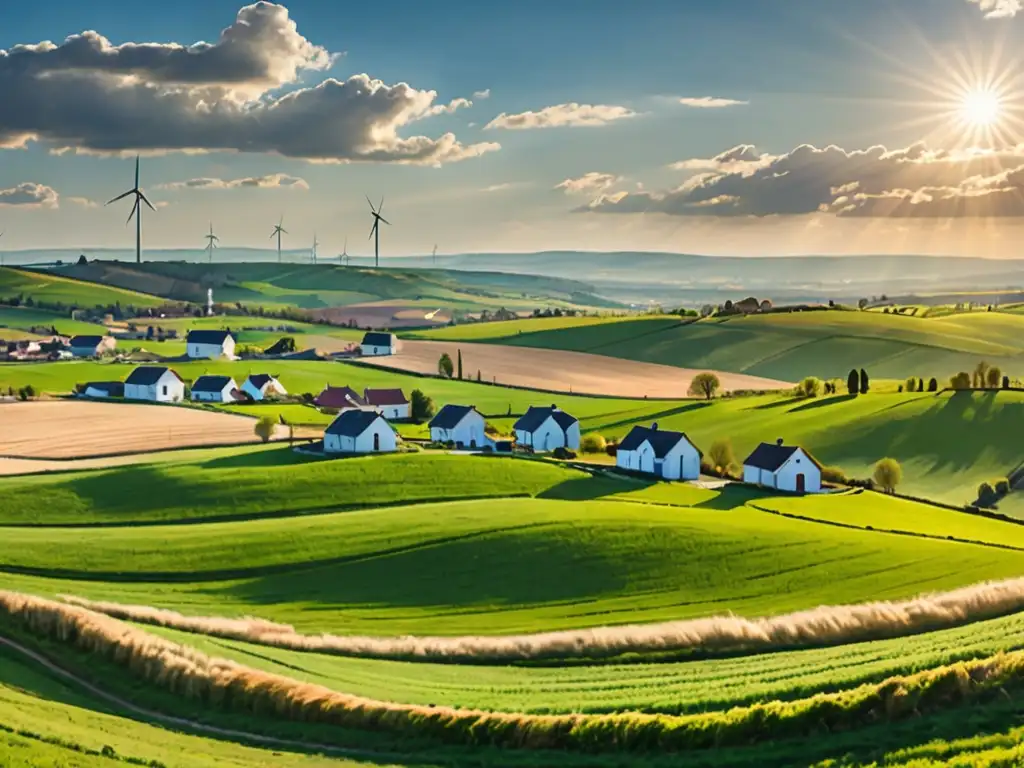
[776,438,784,446]
[651,422,659,431]
[551,404,558,411]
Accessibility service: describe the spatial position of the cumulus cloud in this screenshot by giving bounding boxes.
[157,173,309,190]
[678,96,748,108]
[669,144,773,174]
[555,172,623,195]
[0,2,497,165]
[966,0,1022,18]
[582,142,1024,218]
[0,182,59,208]
[473,89,491,100]
[66,196,99,208]
[484,103,637,130]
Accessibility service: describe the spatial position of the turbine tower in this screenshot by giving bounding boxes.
[0,231,5,267]
[270,216,287,262]
[366,196,390,268]
[204,223,219,264]
[341,236,349,267]
[106,155,156,264]
[432,243,438,266]
[311,233,319,264]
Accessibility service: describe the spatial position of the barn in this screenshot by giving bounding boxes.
[364,388,411,420]
[513,406,580,451]
[242,374,287,401]
[69,335,115,358]
[81,381,125,399]
[742,440,823,493]
[323,410,397,454]
[124,366,186,403]
[616,423,702,480]
[428,405,486,448]
[190,375,241,403]
[360,332,398,356]
[186,330,236,360]
[314,385,366,411]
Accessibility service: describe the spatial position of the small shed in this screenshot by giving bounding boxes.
[323,410,397,454]
[742,439,823,493]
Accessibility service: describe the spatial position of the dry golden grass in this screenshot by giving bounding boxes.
[362,340,791,398]
[0,400,284,459]
[61,575,1024,664]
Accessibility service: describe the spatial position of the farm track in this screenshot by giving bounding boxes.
[0,635,406,763]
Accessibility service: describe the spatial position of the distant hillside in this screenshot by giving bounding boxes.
[0,266,165,310]
[39,260,621,313]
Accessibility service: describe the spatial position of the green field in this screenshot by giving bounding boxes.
[0,305,111,336]
[425,309,1024,381]
[405,314,661,342]
[0,267,164,309]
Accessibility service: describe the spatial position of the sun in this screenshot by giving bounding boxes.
[960,88,1002,127]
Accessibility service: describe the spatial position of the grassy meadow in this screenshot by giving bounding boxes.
[0,267,164,309]
[0,305,112,337]
[414,309,1024,381]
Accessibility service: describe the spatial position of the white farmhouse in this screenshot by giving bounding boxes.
[428,404,486,448]
[513,406,580,452]
[81,381,124,399]
[190,374,240,403]
[69,335,116,358]
[742,440,823,494]
[323,410,397,454]
[241,373,287,402]
[360,332,398,356]
[186,329,236,359]
[123,366,186,403]
[616,423,702,480]
[363,388,410,420]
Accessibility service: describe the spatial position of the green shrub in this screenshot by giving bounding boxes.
[580,433,607,454]
[821,466,848,485]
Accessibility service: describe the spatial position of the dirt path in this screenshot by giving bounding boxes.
[362,340,791,398]
[0,634,404,764]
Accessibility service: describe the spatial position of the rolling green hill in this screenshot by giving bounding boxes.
[42,261,620,312]
[0,267,164,310]
[414,310,1024,381]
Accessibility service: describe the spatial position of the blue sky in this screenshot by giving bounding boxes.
[2,0,1024,257]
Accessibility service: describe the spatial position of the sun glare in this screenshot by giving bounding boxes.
[961,88,1002,127]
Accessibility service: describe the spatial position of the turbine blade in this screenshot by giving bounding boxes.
[212,234,219,241]
[135,155,140,188]
[368,221,377,239]
[378,197,384,214]
[281,228,288,234]
[270,231,276,239]
[139,191,156,212]
[126,199,139,225]
[365,194,375,212]
[378,216,391,226]
[106,189,134,205]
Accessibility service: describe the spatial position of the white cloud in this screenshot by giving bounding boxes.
[0,3,497,165]
[678,97,748,108]
[555,172,623,195]
[0,182,58,208]
[473,89,491,100]
[481,182,515,193]
[66,196,99,208]
[484,103,637,130]
[966,0,1022,18]
[669,144,775,175]
[157,173,309,191]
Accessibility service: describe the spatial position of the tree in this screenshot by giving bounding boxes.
[410,389,436,421]
[859,368,869,394]
[905,377,916,393]
[950,371,972,390]
[974,361,990,388]
[977,481,997,508]
[580,433,607,454]
[858,298,869,309]
[996,478,1011,496]
[928,377,938,392]
[708,439,736,473]
[476,370,482,382]
[254,415,276,444]
[986,366,1002,389]
[798,377,821,398]
[917,378,925,392]
[847,369,860,395]
[873,458,902,494]
[457,349,463,380]
[688,372,721,400]
[1004,375,1011,390]
[438,353,454,378]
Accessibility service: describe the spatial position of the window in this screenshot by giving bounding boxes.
[162,385,167,395]
[373,432,380,451]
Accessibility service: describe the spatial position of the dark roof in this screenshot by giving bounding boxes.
[744,442,822,472]
[364,388,408,406]
[70,335,104,347]
[186,330,234,345]
[513,406,578,433]
[314,385,366,408]
[247,374,277,389]
[619,425,700,458]
[84,381,124,397]
[125,366,179,385]
[325,409,388,437]
[361,332,395,347]
[192,375,235,392]
[429,404,478,429]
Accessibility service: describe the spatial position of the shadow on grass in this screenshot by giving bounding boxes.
[746,397,803,411]
[539,474,654,502]
[199,445,318,470]
[786,394,857,413]
[691,484,776,510]
[590,401,712,433]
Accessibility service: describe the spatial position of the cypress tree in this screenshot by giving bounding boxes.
[859,368,870,394]
[847,369,859,395]
[457,349,463,380]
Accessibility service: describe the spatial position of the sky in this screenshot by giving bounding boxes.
[3,0,1024,258]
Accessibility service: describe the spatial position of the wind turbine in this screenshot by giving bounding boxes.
[311,233,319,265]
[106,155,156,264]
[366,196,390,268]
[270,216,287,262]
[432,244,438,266]
[341,236,349,267]
[0,231,4,267]
[204,223,219,264]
